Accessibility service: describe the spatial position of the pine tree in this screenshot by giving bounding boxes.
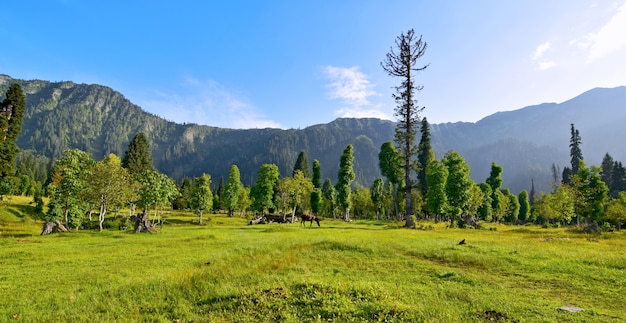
[381,29,428,226]
[122,132,154,175]
[518,190,530,223]
[0,83,26,179]
[486,162,504,221]
[312,159,321,189]
[336,144,355,221]
[417,117,434,196]
[292,150,310,178]
[569,124,583,174]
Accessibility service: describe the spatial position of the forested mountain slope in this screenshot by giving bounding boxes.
[2,74,625,194]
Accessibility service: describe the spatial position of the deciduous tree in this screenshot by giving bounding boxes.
[191,173,212,225]
[86,154,134,231]
[223,165,243,217]
[251,164,280,214]
[378,141,403,218]
[46,149,95,227]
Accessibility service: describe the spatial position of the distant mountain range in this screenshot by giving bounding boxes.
[2,74,625,194]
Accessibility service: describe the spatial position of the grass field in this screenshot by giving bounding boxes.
[1,196,625,322]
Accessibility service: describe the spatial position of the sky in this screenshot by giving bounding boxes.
[2,0,626,129]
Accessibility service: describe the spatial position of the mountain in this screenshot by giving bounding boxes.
[2,74,625,194]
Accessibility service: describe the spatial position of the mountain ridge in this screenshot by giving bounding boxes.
[2,74,625,194]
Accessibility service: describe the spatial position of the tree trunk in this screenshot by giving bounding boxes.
[291,205,297,223]
[98,203,106,232]
[344,208,350,222]
[199,210,203,225]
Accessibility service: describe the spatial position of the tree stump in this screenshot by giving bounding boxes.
[130,212,157,233]
[249,217,267,225]
[40,221,69,235]
[583,222,600,234]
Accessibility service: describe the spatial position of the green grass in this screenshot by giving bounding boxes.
[1,197,625,322]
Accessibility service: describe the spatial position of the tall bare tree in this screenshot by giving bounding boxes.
[381,29,428,227]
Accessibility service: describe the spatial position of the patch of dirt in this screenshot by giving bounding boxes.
[481,310,520,322]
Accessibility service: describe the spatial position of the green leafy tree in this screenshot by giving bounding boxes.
[477,183,493,221]
[215,177,225,211]
[502,188,520,223]
[425,159,448,218]
[381,29,428,225]
[223,165,243,217]
[486,162,504,222]
[237,186,251,217]
[351,186,373,219]
[606,192,626,230]
[310,159,323,215]
[443,151,473,223]
[537,186,576,224]
[292,150,310,178]
[251,164,280,214]
[417,117,434,196]
[46,149,95,226]
[378,141,404,219]
[570,162,608,225]
[121,132,154,175]
[518,190,530,223]
[312,159,322,189]
[277,171,314,222]
[174,176,193,210]
[0,83,26,184]
[85,154,134,231]
[370,178,385,220]
[322,178,336,218]
[191,173,213,225]
[136,169,179,221]
[336,144,356,221]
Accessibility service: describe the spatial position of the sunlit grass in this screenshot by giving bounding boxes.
[1,197,625,322]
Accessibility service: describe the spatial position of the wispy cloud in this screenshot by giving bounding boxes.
[585,2,626,61]
[137,76,282,129]
[533,41,551,60]
[323,65,391,120]
[532,41,555,70]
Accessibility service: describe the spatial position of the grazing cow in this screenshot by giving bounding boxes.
[301,214,320,227]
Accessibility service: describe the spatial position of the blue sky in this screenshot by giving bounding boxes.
[2,0,626,129]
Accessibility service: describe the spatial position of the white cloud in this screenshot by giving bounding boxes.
[533,41,551,60]
[137,76,282,129]
[531,41,555,70]
[324,66,377,107]
[323,65,391,120]
[586,2,626,61]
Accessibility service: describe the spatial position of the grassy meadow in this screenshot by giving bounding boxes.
[1,196,625,322]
